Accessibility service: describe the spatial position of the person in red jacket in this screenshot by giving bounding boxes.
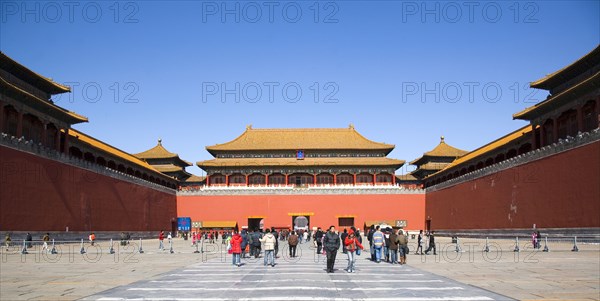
[158,231,165,250]
[230,231,243,267]
[344,229,364,273]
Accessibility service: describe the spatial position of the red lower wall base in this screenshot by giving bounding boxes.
[425,142,600,230]
[0,146,177,232]
[177,194,425,231]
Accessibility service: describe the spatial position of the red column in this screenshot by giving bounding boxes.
[576,106,584,133]
[373,173,377,185]
[285,174,289,185]
[552,118,558,144]
[226,174,229,186]
[313,174,317,185]
[353,173,357,185]
[206,175,210,186]
[392,173,396,185]
[333,173,337,185]
[245,174,249,186]
[0,102,4,133]
[55,128,61,151]
[265,174,269,186]
[16,111,23,138]
[63,128,70,153]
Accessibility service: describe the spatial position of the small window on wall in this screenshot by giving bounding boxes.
[338,217,354,227]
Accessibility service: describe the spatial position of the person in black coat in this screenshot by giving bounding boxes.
[315,228,324,254]
[323,225,340,273]
[424,231,437,255]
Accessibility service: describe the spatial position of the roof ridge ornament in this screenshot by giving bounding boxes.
[246,124,253,130]
[440,136,445,143]
[349,123,354,129]
[158,138,162,145]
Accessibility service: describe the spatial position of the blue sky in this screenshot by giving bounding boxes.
[1,1,598,176]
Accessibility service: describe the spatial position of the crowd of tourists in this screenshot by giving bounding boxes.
[165,225,438,273]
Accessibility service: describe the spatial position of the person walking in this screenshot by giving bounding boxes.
[271,227,279,258]
[341,228,348,254]
[388,229,400,264]
[288,231,299,257]
[383,228,391,262]
[372,226,384,263]
[344,229,363,273]
[398,230,409,265]
[42,233,50,253]
[4,233,11,251]
[240,230,249,258]
[315,227,324,254]
[424,231,437,255]
[252,229,262,258]
[367,225,375,261]
[158,231,165,250]
[323,225,340,273]
[230,231,243,266]
[25,232,33,248]
[88,233,96,246]
[260,229,276,267]
[415,230,424,255]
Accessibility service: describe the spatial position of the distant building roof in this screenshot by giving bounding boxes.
[426,125,533,179]
[206,125,395,155]
[134,139,192,166]
[410,137,467,166]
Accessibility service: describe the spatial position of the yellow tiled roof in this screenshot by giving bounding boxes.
[513,70,600,120]
[0,76,88,124]
[153,164,186,173]
[185,174,206,182]
[396,174,418,181]
[206,125,395,153]
[0,52,71,94]
[426,125,533,179]
[411,162,450,171]
[197,157,405,168]
[410,137,467,165]
[134,140,192,164]
[69,129,164,176]
[530,45,600,90]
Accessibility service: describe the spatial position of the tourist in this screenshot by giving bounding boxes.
[230,230,243,266]
[240,229,248,258]
[158,231,165,250]
[354,228,363,256]
[88,232,96,246]
[344,228,363,273]
[42,233,50,253]
[315,227,324,254]
[398,230,409,265]
[415,230,424,255]
[252,229,262,258]
[303,230,309,244]
[4,233,11,251]
[536,230,542,249]
[288,231,299,257]
[260,229,276,267]
[271,227,279,258]
[341,228,348,254]
[424,231,437,255]
[323,225,340,273]
[372,226,384,263]
[26,232,32,248]
[367,225,375,261]
[383,228,391,262]
[388,229,400,264]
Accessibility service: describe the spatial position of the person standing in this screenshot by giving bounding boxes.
[344,229,363,273]
[4,233,11,251]
[260,229,276,267]
[323,225,340,273]
[26,232,33,248]
[424,231,437,255]
[388,229,400,264]
[42,233,50,253]
[340,228,348,254]
[88,233,96,246]
[367,225,375,261]
[230,231,243,266]
[315,227,324,254]
[271,227,279,258]
[288,231,299,257]
[536,230,542,249]
[398,230,409,265]
[240,230,248,258]
[158,231,165,250]
[372,226,384,263]
[415,230,424,255]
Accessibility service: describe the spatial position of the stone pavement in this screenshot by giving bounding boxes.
[0,237,598,300]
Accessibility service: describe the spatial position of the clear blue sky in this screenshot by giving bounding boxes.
[2,1,598,176]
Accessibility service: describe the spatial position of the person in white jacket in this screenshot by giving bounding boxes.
[260,229,277,267]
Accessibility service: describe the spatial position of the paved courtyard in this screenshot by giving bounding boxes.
[0,237,598,300]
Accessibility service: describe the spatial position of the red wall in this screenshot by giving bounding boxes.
[0,146,177,231]
[426,142,600,230]
[177,193,425,231]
